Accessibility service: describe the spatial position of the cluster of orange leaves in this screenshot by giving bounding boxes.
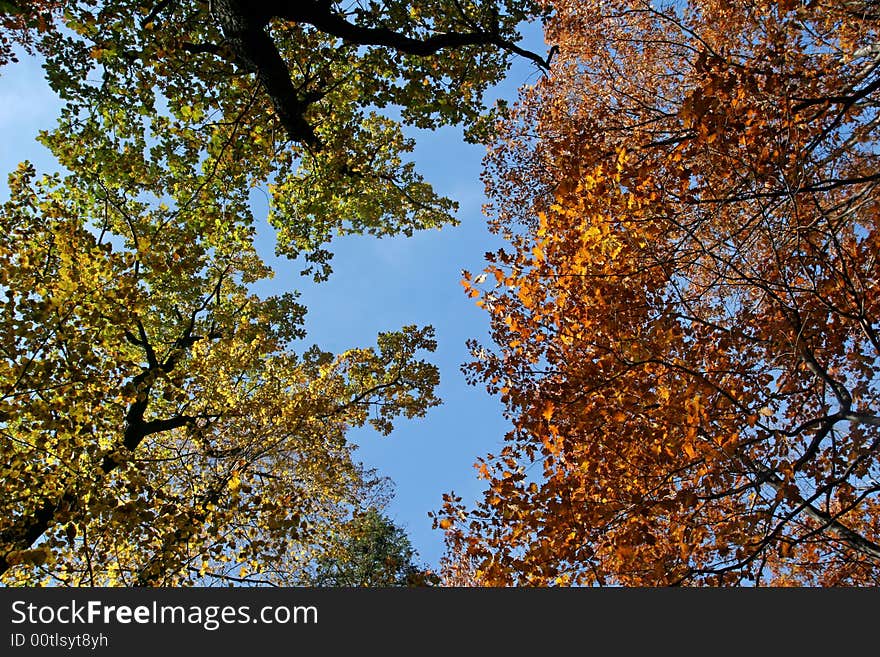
[0,1,60,66]
[439,0,880,586]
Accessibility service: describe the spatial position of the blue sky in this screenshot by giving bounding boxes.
[0,22,547,572]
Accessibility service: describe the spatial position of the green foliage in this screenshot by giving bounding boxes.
[38,0,545,279]
[309,509,436,587]
[0,162,441,585]
[1,0,546,585]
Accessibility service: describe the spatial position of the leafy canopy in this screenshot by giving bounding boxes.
[38,0,548,279]
[0,0,547,584]
[440,0,880,586]
[1,161,441,585]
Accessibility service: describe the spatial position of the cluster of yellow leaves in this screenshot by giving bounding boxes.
[2,0,552,586]
[0,162,440,586]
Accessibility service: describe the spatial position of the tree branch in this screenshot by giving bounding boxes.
[748,460,880,561]
[212,0,321,147]
[208,0,549,146]
[273,2,550,70]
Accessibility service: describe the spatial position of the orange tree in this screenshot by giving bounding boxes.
[438,0,880,585]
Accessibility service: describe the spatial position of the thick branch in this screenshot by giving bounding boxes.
[693,173,880,204]
[181,41,223,56]
[271,2,550,70]
[212,0,321,146]
[0,322,218,577]
[209,0,548,146]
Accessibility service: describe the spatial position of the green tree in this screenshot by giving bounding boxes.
[0,0,549,585]
[308,508,435,587]
[0,162,441,585]
[36,0,549,279]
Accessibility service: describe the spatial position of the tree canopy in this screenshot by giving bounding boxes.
[306,508,436,587]
[0,0,547,585]
[35,0,548,278]
[440,0,880,586]
[1,159,442,584]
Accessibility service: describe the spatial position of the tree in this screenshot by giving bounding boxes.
[1,0,548,585]
[306,508,436,587]
[440,0,880,586]
[1,161,441,585]
[36,0,549,279]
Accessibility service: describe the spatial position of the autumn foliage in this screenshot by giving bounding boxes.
[0,0,547,585]
[0,1,60,67]
[441,0,880,585]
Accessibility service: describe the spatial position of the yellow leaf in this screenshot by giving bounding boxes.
[227,471,241,492]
